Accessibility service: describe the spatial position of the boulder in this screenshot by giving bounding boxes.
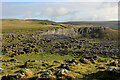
[11,53,18,57]
[76,63,81,65]
[53,60,59,63]
[47,70,53,75]
[97,59,105,62]
[13,74,23,79]
[84,56,92,59]
[23,47,31,53]
[40,72,51,77]
[60,64,66,68]
[40,70,53,78]
[107,68,119,72]
[71,62,76,65]
[31,60,37,62]
[24,61,30,67]
[59,64,70,70]
[72,59,77,62]
[22,69,33,78]
[49,68,55,71]
[109,61,118,67]
[57,69,68,76]
[2,74,23,80]
[93,56,97,60]
[18,52,25,55]
[34,48,39,52]
[90,59,95,64]
[79,58,89,64]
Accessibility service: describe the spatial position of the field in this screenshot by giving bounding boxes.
[1,19,120,80]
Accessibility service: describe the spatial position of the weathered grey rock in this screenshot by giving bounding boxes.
[24,60,30,67]
[40,70,53,77]
[31,60,37,62]
[97,59,105,62]
[76,63,81,65]
[109,62,118,66]
[79,58,89,64]
[23,47,31,53]
[60,64,66,68]
[107,68,119,72]
[57,69,68,76]
[72,59,77,62]
[90,59,95,64]
[11,74,23,79]
[49,68,55,71]
[22,69,33,78]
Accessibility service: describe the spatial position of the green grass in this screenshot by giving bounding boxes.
[2,52,74,76]
[2,52,119,79]
[2,52,74,62]
[13,52,73,62]
[2,24,59,33]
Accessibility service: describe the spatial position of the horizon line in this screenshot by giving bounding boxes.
[0,18,119,22]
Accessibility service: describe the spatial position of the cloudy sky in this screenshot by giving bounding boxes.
[1,1,118,22]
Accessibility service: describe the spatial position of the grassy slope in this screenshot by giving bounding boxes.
[1,19,99,33]
[2,19,62,33]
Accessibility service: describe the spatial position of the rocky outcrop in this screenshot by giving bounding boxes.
[78,27,107,34]
[40,27,108,37]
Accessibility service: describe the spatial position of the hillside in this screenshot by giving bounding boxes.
[2,19,59,32]
[2,19,119,40]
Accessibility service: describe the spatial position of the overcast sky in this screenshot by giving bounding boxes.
[1,2,118,22]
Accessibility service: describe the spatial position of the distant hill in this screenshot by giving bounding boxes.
[62,21,119,30]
